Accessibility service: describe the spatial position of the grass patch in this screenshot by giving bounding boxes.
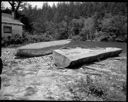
[66,74,126,101]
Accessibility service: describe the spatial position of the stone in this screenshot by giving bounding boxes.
[15,39,71,57]
[52,47,122,68]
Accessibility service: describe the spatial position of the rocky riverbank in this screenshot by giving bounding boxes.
[0,48,126,101]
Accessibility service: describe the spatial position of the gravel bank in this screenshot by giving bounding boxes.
[0,48,126,101]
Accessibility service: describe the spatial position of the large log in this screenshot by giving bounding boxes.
[15,39,71,57]
[53,47,122,68]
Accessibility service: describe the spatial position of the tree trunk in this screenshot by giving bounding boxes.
[12,11,15,19]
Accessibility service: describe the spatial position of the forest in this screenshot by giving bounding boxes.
[2,2,127,46]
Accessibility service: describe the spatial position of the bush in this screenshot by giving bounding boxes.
[66,75,126,101]
[94,31,109,41]
[10,34,24,44]
[2,34,24,47]
[1,36,9,47]
[79,29,90,41]
[66,75,107,101]
[22,31,54,44]
[71,35,83,41]
[100,15,127,42]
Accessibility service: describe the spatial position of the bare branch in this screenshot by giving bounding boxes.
[8,1,22,12]
[8,1,13,6]
[8,1,15,6]
[8,1,15,11]
[15,1,22,12]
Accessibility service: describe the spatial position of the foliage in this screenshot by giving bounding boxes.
[66,75,126,101]
[99,14,127,42]
[2,34,24,47]
[2,2,127,43]
[22,31,53,43]
[71,35,83,41]
[2,29,57,47]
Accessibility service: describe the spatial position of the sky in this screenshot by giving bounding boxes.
[2,1,60,9]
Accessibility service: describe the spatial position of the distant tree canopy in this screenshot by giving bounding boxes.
[2,2,127,42]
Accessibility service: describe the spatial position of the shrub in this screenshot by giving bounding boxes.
[2,34,25,47]
[66,75,125,101]
[71,35,83,41]
[100,15,127,42]
[22,31,54,44]
[1,36,9,47]
[79,29,90,41]
[10,34,24,44]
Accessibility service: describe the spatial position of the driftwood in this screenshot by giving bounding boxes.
[15,39,71,57]
[53,47,122,68]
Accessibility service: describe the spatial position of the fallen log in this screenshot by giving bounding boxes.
[52,47,122,68]
[15,39,71,57]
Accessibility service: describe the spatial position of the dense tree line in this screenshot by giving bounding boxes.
[2,2,127,44]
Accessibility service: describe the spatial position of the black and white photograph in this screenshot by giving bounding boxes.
[0,1,127,101]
